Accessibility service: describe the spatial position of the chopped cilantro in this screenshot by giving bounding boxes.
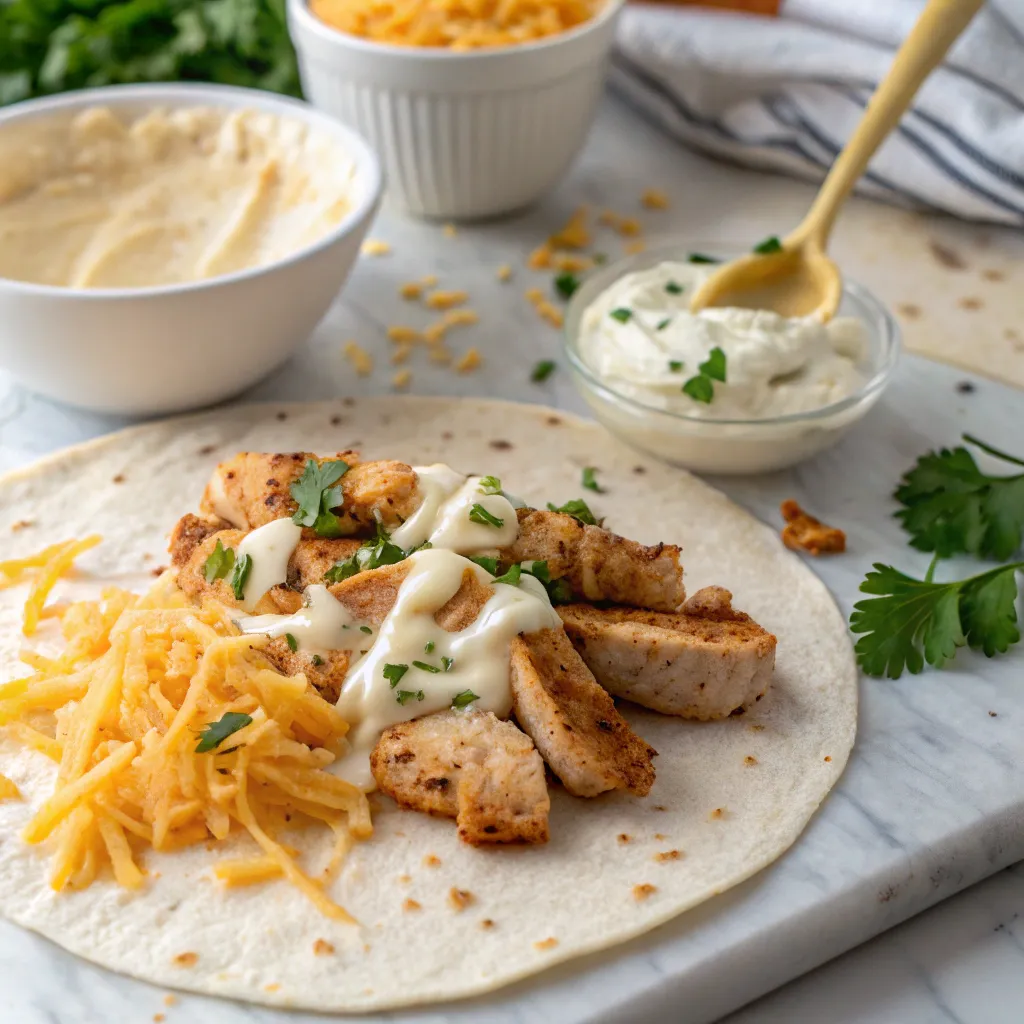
[593,252,608,264]
[522,560,550,583]
[229,553,252,601]
[699,346,728,382]
[547,577,575,604]
[554,272,579,299]
[493,564,522,586]
[668,360,684,372]
[581,467,603,493]
[311,654,324,667]
[531,360,557,383]
[470,555,499,575]
[664,280,684,295]
[195,712,252,753]
[547,498,598,526]
[396,689,425,705]
[609,307,632,323]
[360,625,372,634]
[657,318,672,331]
[478,476,503,495]
[412,660,441,673]
[424,640,435,654]
[451,689,478,709]
[203,539,235,584]
[323,521,407,583]
[687,253,718,264]
[285,632,298,652]
[441,656,455,672]
[469,503,504,528]
[290,459,349,538]
[383,663,408,688]
[682,374,714,404]
[753,236,783,255]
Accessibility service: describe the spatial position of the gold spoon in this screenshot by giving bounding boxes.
[688,0,985,321]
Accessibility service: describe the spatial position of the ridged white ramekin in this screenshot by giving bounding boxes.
[288,0,624,219]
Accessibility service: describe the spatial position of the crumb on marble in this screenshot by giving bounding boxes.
[989,711,998,717]
[956,381,976,394]
[633,883,658,901]
[403,898,422,912]
[654,849,683,862]
[173,952,198,967]
[361,239,391,256]
[617,833,632,844]
[534,937,558,951]
[744,755,758,766]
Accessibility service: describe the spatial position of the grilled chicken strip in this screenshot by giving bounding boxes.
[501,508,685,612]
[509,629,656,797]
[371,710,550,845]
[200,452,420,533]
[558,587,776,720]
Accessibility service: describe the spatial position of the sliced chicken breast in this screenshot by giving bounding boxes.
[371,709,550,845]
[501,508,685,612]
[558,586,777,720]
[509,629,656,798]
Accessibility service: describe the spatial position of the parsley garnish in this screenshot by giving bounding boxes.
[894,434,1024,561]
[285,632,298,652]
[688,253,718,264]
[682,347,727,404]
[383,663,408,688]
[520,559,571,603]
[547,498,598,526]
[311,654,324,666]
[554,272,579,299]
[451,689,478,709]
[493,564,522,586]
[470,555,499,575]
[229,553,252,601]
[547,577,575,604]
[657,319,672,331]
[195,712,252,753]
[469,503,504,528]
[850,556,1023,678]
[582,467,603,493]
[360,625,372,634]
[441,656,454,672]
[664,280,683,295]
[610,307,632,324]
[668,360,684,372]
[478,476,503,495]
[323,521,407,583]
[290,459,349,537]
[396,689,425,705]
[523,560,550,583]
[699,346,727,382]
[203,539,235,584]
[412,660,441,673]
[531,360,556,383]
[424,640,435,654]
[753,236,783,255]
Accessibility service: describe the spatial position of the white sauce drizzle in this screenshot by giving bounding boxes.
[233,517,302,612]
[235,585,369,651]
[332,547,560,790]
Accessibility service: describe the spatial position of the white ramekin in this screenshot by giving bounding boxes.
[288,0,624,219]
[0,83,383,417]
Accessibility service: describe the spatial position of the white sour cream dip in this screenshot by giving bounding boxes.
[579,260,867,420]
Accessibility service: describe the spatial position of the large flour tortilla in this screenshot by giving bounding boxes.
[0,397,857,1013]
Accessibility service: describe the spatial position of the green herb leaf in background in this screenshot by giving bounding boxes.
[195,711,252,753]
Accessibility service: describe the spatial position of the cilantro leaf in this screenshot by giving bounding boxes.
[383,663,408,688]
[531,360,557,383]
[658,320,673,332]
[546,498,598,526]
[849,560,1023,678]
[196,712,252,753]
[441,656,454,672]
[396,689,425,705]
[478,476,502,495]
[203,539,235,583]
[753,236,783,254]
[469,555,499,575]
[522,560,550,583]
[682,374,714,404]
[546,577,575,604]
[451,689,478,709]
[687,253,718,264]
[323,520,407,582]
[412,659,441,673]
[469,503,504,528]
[664,281,683,295]
[290,459,349,537]
[424,640,435,654]
[554,273,579,299]
[492,564,522,586]
[699,347,727,383]
[610,308,632,324]
[285,632,298,652]
[230,553,252,601]
[581,467,603,493]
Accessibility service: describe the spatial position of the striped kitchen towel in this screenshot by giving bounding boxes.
[611,0,1024,225]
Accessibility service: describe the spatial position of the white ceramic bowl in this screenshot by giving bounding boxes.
[0,83,383,416]
[563,241,901,475]
[288,0,624,219]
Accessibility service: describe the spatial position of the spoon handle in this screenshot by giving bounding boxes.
[790,0,985,250]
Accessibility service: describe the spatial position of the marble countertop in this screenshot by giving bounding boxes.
[1,95,1024,1024]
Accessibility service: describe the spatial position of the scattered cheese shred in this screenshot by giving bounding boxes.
[442,223,458,238]
[390,343,413,365]
[625,241,646,255]
[421,274,439,287]
[549,206,590,249]
[343,341,374,376]
[497,264,513,282]
[551,253,593,273]
[525,288,563,328]
[443,308,478,327]
[429,346,453,365]
[392,368,412,389]
[455,348,482,373]
[423,321,449,345]
[599,210,642,236]
[399,282,424,300]
[641,189,670,209]
[360,239,391,256]
[425,290,469,310]
[387,325,422,344]
[2,563,370,920]
[527,245,552,270]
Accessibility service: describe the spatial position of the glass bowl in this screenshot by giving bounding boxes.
[562,240,901,475]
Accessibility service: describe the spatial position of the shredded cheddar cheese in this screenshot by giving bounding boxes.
[387,325,423,344]
[392,368,413,389]
[549,206,590,249]
[360,239,391,256]
[599,210,642,236]
[641,189,670,209]
[497,264,513,282]
[1,559,370,920]
[425,290,468,310]
[343,341,374,376]
[391,343,413,365]
[443,308,478,327]
[455,347,482,373]
[625,240,646,255]
[399,281,424,300]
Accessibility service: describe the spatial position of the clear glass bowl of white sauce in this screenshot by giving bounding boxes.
[562,241,900,475]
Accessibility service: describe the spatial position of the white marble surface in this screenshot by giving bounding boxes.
[1,95,1024,1023]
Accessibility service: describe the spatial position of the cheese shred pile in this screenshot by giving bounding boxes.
[0,541,371,921]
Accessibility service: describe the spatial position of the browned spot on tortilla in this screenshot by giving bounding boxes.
[403,898,422,912]
[654,833,667,841]
[10,520,32,532]
[112,474,125,484]
[343,397,355,407]
[709,807,726,820]
[397,873,411,884]
[264,983,280,993]
[480,918,496,929]
[617,833,632,844]
[982,269,1004,282]
[654,849,683,862]
[330,415,343,426]
[744,755,758,765]
[448,887,475,912]
[958,296,983,310]
[749,724,765,732]
[546,415,562,426]
[313,939,335,955]
[423,854,441,867]
[896,303,921,320]
[633,465,646,475]
[929,240,965,269]
[653,804,667,812]
[489,439,513,450]
[633,883,657,901]
[276,411,288,421]
[198,445,216,456]
[173,952,198,967]
[534,937,558,951]
[441,431,453,440]
[824,756,832,762]
[150,565,167,577]
[989,711,998,717]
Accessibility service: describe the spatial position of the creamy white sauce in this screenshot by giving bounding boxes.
[579,260,867,420]
[236,584,369,651]
[391,465,518,553]
[333,547,559,790]
[234,517,302,612]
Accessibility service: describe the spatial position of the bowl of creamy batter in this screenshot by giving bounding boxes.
[564,242,900,474]
[0,83,383,416]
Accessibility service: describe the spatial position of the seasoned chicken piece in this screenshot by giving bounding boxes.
[371,709,550,845]
[780,500,846,556]
[558,587,776,720]
[501,509,685,612]
[200,452,420,534]
[509,629,656,798]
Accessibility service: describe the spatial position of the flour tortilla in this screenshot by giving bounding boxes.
[0,397,857,1013]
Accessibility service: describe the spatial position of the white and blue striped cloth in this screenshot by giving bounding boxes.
[611,0,1024,224]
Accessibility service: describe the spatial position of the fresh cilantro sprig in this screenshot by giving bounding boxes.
[681,347,727,405]
[531,360,557,383]
[229,553,252,601]
[581,467,603,493]
[323,521,411,583]
[894,434,1024,561]
[203,539,234,583]
[469,503,504,528]
[291,459,349,538]
[547,498,599,526]
[195,712,252,753]
[451,689,478,709]
[849,556,1023,678]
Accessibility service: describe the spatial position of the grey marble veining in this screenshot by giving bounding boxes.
[1,94,1023,1024]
